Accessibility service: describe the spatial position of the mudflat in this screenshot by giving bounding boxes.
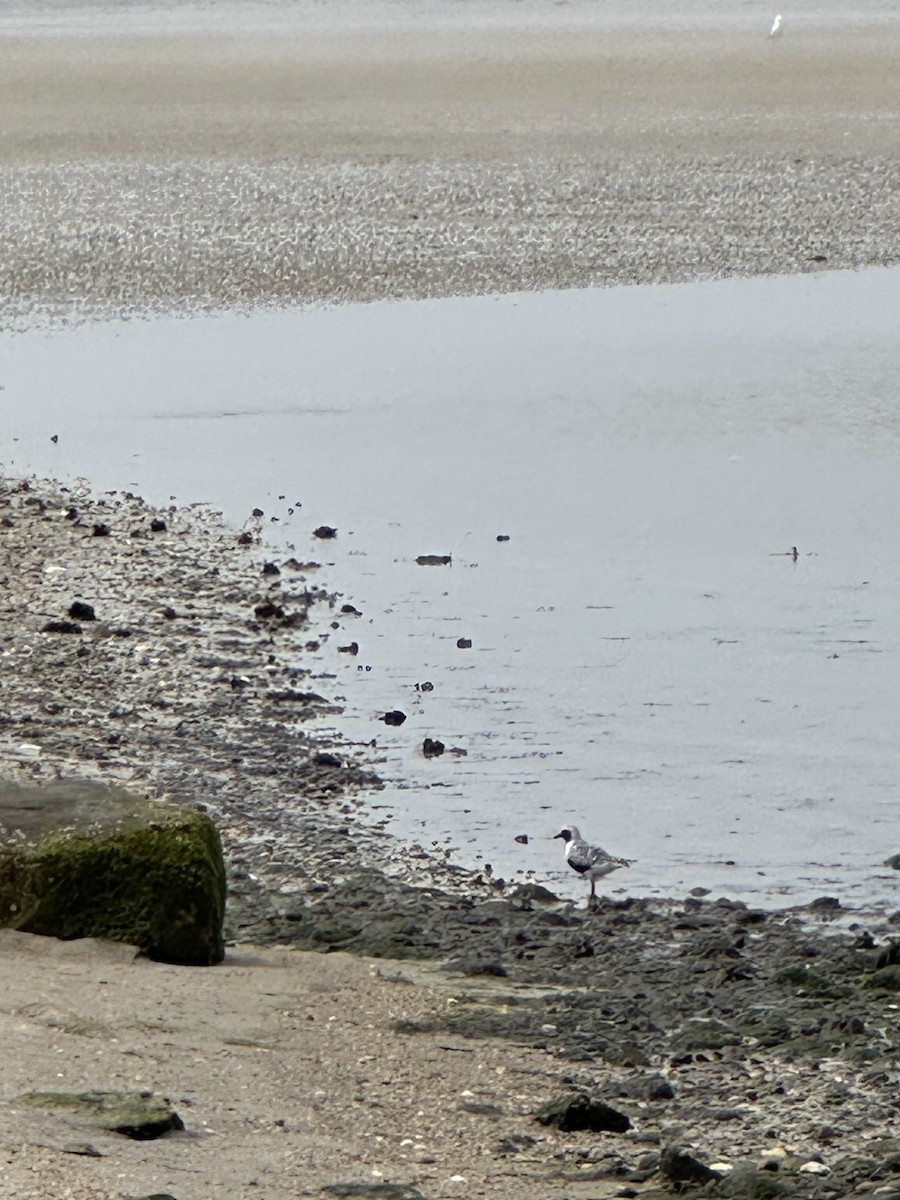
[1,11,898,324]
[1,25,899,162]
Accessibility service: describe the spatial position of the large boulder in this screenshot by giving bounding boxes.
[0,780,225,964]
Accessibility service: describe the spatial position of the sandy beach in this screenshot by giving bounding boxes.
[3,3,900,1198]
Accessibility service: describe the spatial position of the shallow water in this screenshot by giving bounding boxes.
[2,266,900,910]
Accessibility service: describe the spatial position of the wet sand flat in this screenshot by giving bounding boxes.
[1,26,899,162]
[1,10,899,323]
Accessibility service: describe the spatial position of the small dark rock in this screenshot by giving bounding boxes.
[150,518,167,532]
[456,637,473,649]
[252,507,264,518]
[415,554,451,565]
[20,1091,184,1141]
[341,604,362,615]
[323,1186,428,1200]
[162,606,177,620]
[92,523,111,537]
[42,620,82,634]
[254,602,284,620]
[313,752,342,768]
[496,534,510,542]
[381,711,407,726]
[124,1195,180,1200]
[423,738,445,758]
[459,1100,504,1116]
[445,958,508,977]
[262,562,280,576]
[68,601,96,622]
[509,882,559,904]
[338,642,359,655]
[884,854,900,870]
[237,531,254,545]
[314,525,337,539]
[514,834,529,845]
[535,1092,631,1134]
[659,1146,722,1186]
[808,896,842,911]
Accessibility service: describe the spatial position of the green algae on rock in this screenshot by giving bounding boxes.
[18,1090,184,1140]
[0,780,225,965]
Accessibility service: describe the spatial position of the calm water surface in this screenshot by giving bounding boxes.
[2,266,900,911]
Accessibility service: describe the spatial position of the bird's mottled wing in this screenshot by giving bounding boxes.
[568,838,613,873]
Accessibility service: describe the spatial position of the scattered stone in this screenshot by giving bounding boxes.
[496,534,510,542]
[162,605,177,619]
[422,738,445,758]
[261,561,280,576]
[61,1143,103,1157]
[41,619,82,634]
[415,554,451,566]
[19,1090,184,1140]
[338,642,359,655]
[865,965,900,991]
[150,518,167,532]
[314,525,337,539]
[124,1195,179,1200]
[0,779,226,965]
[514,834,529,845]
[323,1185,428,1200]
[535,1092,630,1133]
[456,637,472,649]
[884,854,900,870]
[659,1145,722,1186]
[508,882,559,904]
[445,957,507,978]
[340,604,362,615]
[236,530,253,545]
[92,523,111,537]
[67,601,96,621]
[381,711,407,726]
[313,752,342,768]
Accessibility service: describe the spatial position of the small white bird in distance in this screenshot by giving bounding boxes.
[770,14,783,37]
[554,825,634,908]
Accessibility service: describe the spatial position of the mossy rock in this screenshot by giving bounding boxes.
[0,780,225,965]
[19,1089,184,1139]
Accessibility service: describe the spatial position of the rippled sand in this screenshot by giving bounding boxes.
[1,8,899,325]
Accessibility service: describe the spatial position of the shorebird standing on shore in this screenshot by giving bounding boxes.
[554,825,634,908]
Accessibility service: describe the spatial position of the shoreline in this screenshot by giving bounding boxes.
[2,475,900,1198]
